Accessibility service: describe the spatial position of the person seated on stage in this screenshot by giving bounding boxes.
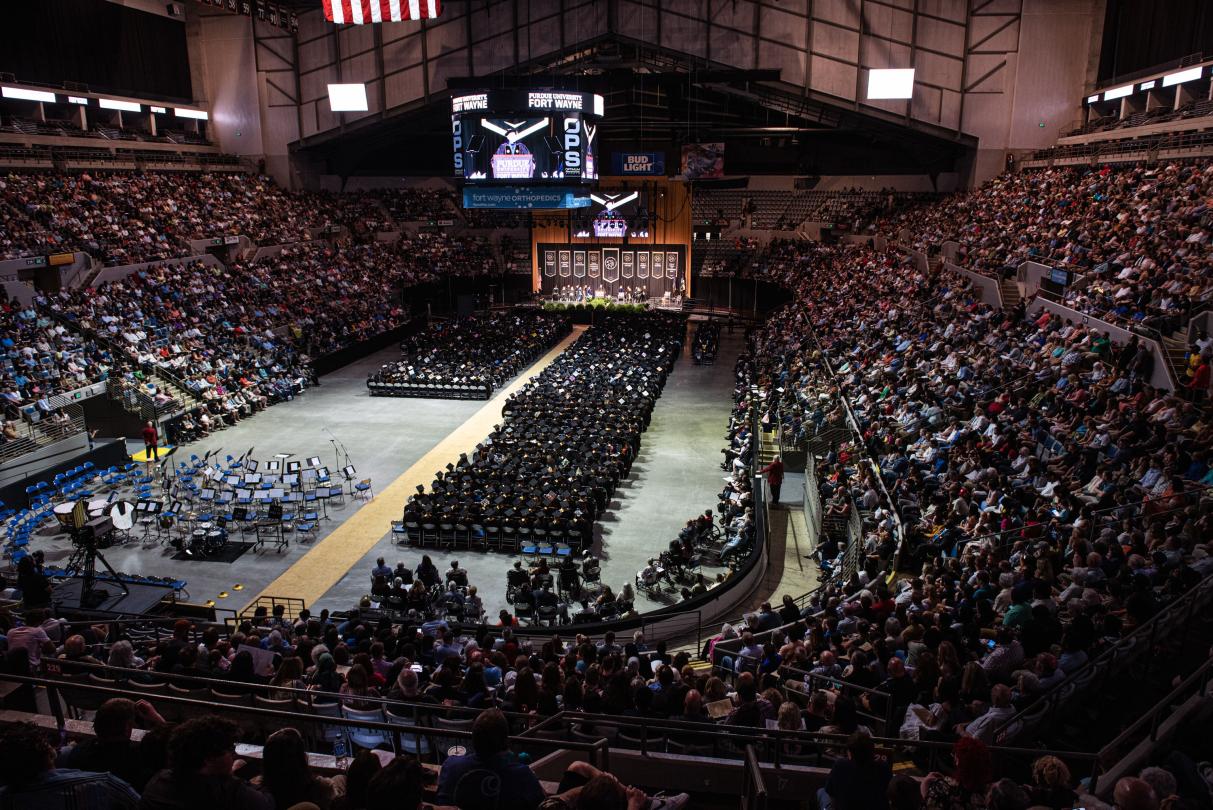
[370,575,390,601]
[415,554,440,589]
[595,584,617,609]
[406,581,429,611]
[465,585,484,618]
[513,583,536,613]
[528,556,550,582]
[446,560,468,587]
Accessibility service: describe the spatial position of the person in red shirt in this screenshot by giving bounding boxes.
[760,456,785,506]
[141,420,158,462]
[1187,357,1210,403]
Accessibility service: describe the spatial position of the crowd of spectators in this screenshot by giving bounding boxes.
[0,171,505,267]
[880,163,1213,340]
[0,171,350,263]
[370,311,570,395]
[371,188,456,222]
[37,234,500,421]
[723,236,1213,773]
[0,290,114,410]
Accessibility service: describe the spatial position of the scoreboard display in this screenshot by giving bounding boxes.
[452,90,603,185]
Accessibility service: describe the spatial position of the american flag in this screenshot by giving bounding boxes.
[322,0,441,24]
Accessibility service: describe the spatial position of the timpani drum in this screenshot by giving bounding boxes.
[53,502,75,528]
[109,501,136,532]
[87,498,108,519]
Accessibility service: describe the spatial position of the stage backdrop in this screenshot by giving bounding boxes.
[531,176,692,297]
[538,244,686,298]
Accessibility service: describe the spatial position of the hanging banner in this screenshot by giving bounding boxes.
[587,250,601,279]
[573,251,586,278]
[621,251,634,278]
[602,248,620,283]
[637,252,649,279]
[544,250,557,277]
[558,250,571,277]
[666,251,679,280]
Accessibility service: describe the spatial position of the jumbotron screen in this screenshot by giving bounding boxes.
[451,90,603,184]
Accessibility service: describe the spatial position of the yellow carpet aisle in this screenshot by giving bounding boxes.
[243,327,584,611]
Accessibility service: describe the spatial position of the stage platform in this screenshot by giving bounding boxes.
[50,576,176,618]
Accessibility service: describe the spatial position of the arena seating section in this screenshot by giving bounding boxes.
[0,149,1211,807]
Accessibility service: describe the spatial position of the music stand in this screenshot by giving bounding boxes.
[245,459,259,473]
[243,472,263,485]
[282,473,299,488]
[286,461,301,473]
[306,456,322,468]
[266,460,281,473]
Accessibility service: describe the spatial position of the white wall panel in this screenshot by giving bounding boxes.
[761,7,807,50]
[862,3,913,42]
[338,24,375,59]
[812,22,860,63]
[341,52,377,83]
[915,50,963,92]
[861,38,912,70]
[426,50,465,95]
[917,16,965,55]
[811,56,858,101]
[473,33,516,76]
[711,0,755,32]
[1008,3,1095,147]
[425,18,465,58]
[617,0,659,41]
[384,65,425,109]
[710,26,754,67]
[661,6,707,59]
[524,17,563,61]
[382,33,423,74]
[814,0,861,30]
[918,0,966,22]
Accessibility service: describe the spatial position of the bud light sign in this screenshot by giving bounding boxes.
[611,152,665,176]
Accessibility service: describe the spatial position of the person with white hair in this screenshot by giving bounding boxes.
[106,639,144,671]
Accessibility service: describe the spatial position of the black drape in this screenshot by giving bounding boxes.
[1099,0,1213,82]
[0,0,192,102]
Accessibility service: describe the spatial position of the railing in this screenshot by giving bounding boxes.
[994,569,1213,743]
[237,594,308,624]
[11,664,1103,781]
[741,745,769,810]
[1087,655,1213,797]
[0,402,88,465]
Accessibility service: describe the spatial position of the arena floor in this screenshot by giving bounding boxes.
[42,320,751,623]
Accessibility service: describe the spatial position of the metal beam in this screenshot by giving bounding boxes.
[373,24,387,116]
[967,13,1017,52]
[803,0,813,96]
[963,59,1006,93]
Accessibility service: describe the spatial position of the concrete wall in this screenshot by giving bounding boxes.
[945,260,1002,308]
[186,8,301,185]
